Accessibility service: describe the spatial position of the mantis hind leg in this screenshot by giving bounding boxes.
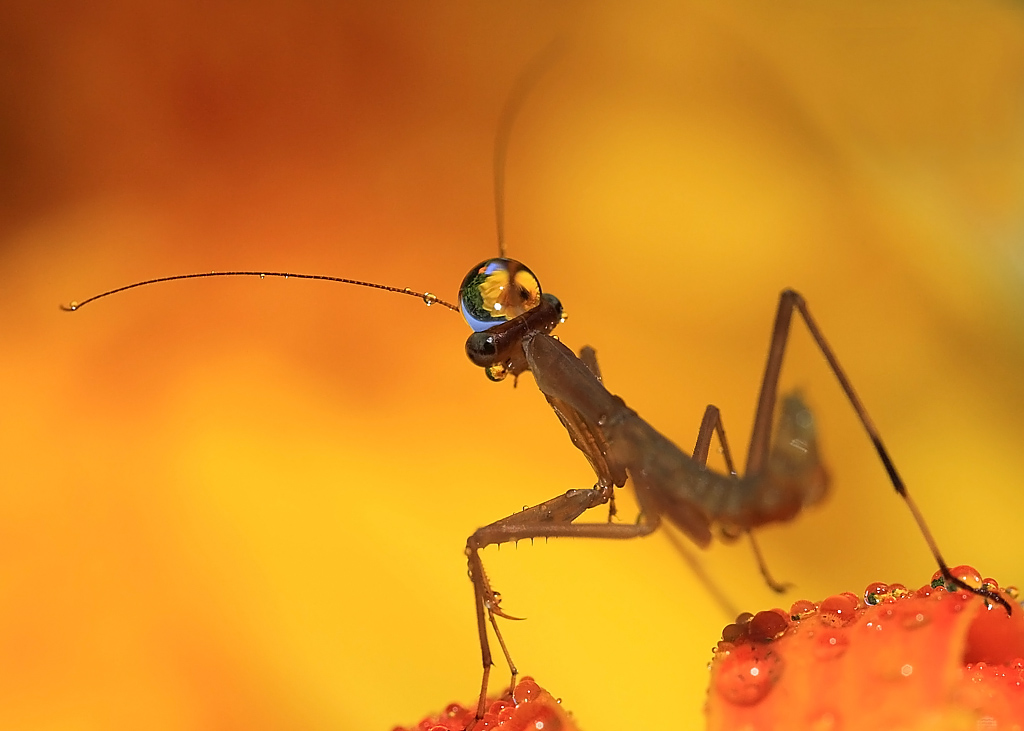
[746,290,1009,613]
[691,405,791,594]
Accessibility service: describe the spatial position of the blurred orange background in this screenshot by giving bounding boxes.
[2,2,1024,730]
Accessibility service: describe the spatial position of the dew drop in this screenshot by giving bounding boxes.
[981,577,1000,593]
[259,273,265,279]
[789,599,817,621]
[714,645,783,706]
[473,716,497,731]
[486,363,508,382]
[864,581,889,606]
[497,703,516,724]
[950,564,982,588]
[813,630,850,661]
[721,623,746,643]
[423,292,438,306]
[819,594,858,627]
[970,662,988,683]
[888,582,911,600]
[69,301,80,310]
[490,700,510,713]
[513,677,541,704]
[748,609,789,642]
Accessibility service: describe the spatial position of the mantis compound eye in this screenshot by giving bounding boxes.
[458,258,542,332]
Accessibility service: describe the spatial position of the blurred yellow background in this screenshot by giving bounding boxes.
[2,2,1024,729]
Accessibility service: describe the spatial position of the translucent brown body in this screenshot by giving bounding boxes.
[526,330,828,546]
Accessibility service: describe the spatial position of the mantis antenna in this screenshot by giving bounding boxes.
[61,271,460,313]
[492,39,565,258]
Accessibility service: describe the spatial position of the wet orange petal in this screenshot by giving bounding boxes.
[708,572,1024,729]
[395,678,578,731]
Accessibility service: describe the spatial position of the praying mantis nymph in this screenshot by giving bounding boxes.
[62,41,1009,727]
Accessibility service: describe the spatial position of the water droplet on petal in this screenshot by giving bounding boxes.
[970,662,988,683]
[714,645,783,705]
[497,703,516,724]
[887,582,911,600]
[819,594,858,627]
[721,623,746,643]
[864,581,888,606]
[950,564,982,588]
[513,677,541,704]
[473,716,497,731]
[789,599,817,621]
[748,610,789,642]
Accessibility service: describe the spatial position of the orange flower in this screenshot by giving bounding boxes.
[394,678,579,731]
[707,567,1024,730]
[403,568,1024,731]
